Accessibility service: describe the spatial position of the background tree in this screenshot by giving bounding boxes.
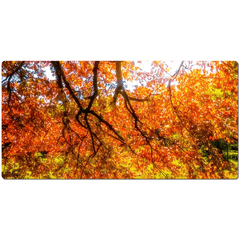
[1,61,238,179]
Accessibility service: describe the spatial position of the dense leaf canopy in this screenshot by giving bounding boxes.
[1,61,238,179]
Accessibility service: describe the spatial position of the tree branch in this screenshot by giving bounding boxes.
[127,96,150,102]
[85,61,100,112]
[89,110,125,143]
[112,61,124,105]
[51,61,83,112]
[5,61,25,109]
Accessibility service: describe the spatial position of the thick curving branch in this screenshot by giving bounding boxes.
[112,61,124,104]
[52,61,83,112]
[52,61,125,154]
[85,61,100,112]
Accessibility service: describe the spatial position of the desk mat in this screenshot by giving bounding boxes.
[2,61,238,179]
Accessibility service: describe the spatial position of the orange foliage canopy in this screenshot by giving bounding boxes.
[1,61,238,179]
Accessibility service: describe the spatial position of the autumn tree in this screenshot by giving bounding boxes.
[1,61,238,179]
